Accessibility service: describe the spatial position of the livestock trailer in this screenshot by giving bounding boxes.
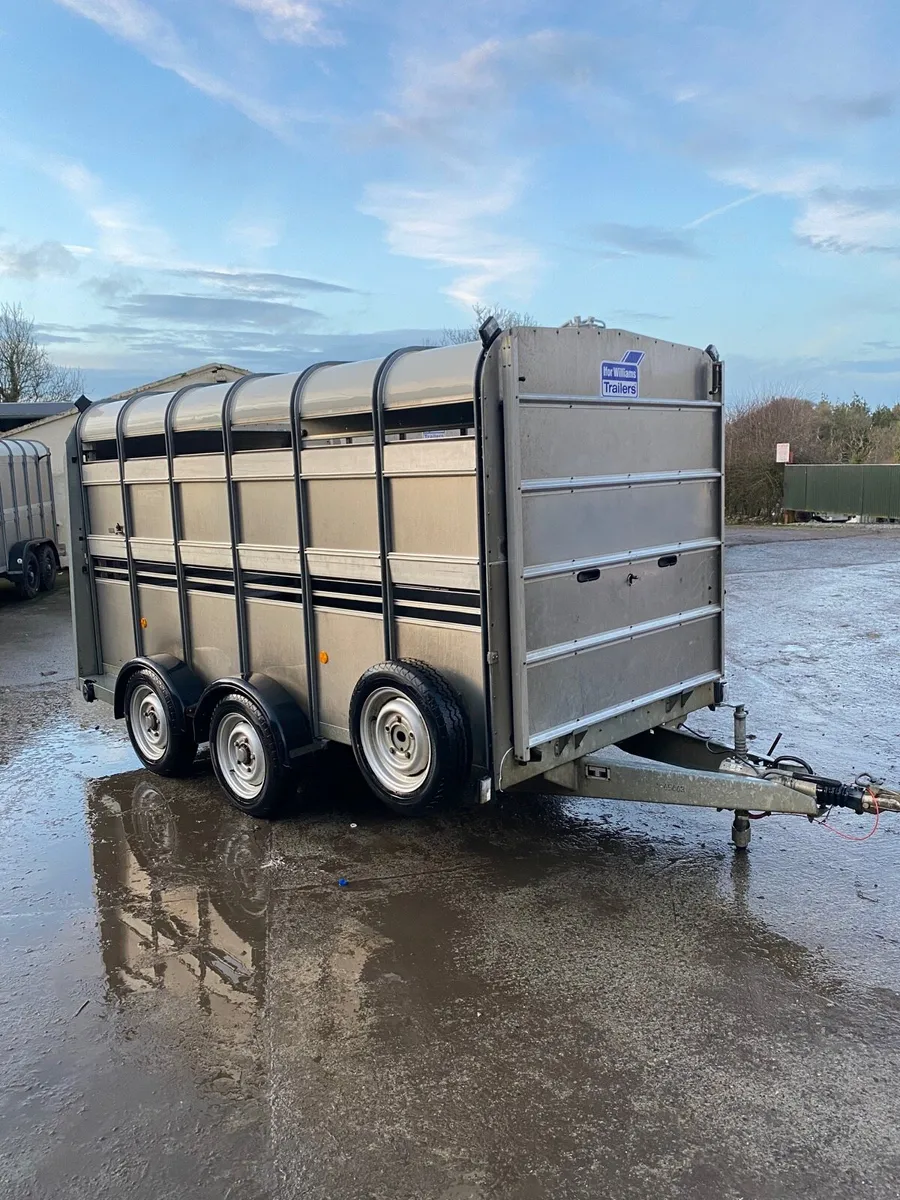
[1,437,61,598]
[68,323,899,842]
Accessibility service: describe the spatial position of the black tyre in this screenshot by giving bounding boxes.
[349,659,472,816]
[208,693,295,818]
[38,544,58,592]
[14,549,40,600]
[123,668,198,777]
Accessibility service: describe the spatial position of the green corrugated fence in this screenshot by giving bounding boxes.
[784,464,900,519]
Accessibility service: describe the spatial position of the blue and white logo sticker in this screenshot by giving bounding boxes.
[601,349,644,398]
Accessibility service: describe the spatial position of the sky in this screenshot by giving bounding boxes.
[1,0,900,403]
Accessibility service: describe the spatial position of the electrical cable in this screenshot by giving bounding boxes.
[820,788,880,842]
[773,754,815,774]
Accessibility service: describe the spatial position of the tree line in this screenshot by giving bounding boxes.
[5,293,896,527]
[725,394,900,521]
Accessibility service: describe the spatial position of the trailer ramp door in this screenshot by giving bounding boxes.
[501,327,724,762]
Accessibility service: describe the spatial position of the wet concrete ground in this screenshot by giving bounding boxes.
[1,530,900,1200]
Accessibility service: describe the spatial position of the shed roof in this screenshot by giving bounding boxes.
[105,362,248,401]
[0,402,76,431]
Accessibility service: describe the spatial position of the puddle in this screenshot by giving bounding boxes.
[4,523,900,1198]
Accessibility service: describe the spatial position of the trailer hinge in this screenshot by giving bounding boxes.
[709,360,723,396]
[486,650,499,666]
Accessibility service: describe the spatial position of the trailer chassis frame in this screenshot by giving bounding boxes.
[511,716,900,849]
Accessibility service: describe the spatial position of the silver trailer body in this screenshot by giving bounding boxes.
[0,436,61,597]
[68,325,725,807]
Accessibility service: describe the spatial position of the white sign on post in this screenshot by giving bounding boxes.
[775,442,792,464]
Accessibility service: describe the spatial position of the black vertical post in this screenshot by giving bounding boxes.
[9,440,35,539]
[371,347,423,661]
[473,322,504,781]
[290,362,343,737]
[164,383,206,668]
[221,375,265,679]
[115,395,145,656]
[2,442,21,541]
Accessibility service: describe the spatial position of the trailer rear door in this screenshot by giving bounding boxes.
[501,326,725,761]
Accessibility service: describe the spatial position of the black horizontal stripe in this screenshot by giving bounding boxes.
[397,605,481,628]
[393,583,480,609]
[244,587,304,605]
[243,569,303,590]
[310,575,381,598]
[184,564,234,582]
[312,590,383,616]
[93,560,480,625]
[186,581,235,597]
[133,559,176,576]
[137,573,177,589]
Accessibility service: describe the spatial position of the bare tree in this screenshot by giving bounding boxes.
[724,395,821,521]
[0,303,83,403]
[440,302,537,346]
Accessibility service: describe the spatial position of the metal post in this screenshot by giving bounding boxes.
[69,413,103,676]
[163,383,207,668]
[733,705,748,757]
[473,323,504,781]
[371,347,424,661]
[2,440,21,543]
[221,375,266,679]
[731,810,751,850]
[290,362,344,737]
[9,440,35,540]
[25,442,47,538]
[114,396,148,656]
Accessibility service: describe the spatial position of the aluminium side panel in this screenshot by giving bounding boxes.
[502,325,724,763]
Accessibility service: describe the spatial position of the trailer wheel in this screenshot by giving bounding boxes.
[209,693,295,819]
[14,549,40,600]
[38,545,58,592]
[349,660,472,816]
[124,669,198,777]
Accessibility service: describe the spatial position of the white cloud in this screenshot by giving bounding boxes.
[227,0,337,45]
[794,187,900,255]
[226,214,283,255]
[358,34,592,305]
[35,152,176,267]
[371,30,603,167]
[53,0,297,136]
[0,240,80,280]
[361,173,539,306]
[715,163,900,256]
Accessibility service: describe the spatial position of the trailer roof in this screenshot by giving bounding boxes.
[0,436,50,458]
[79,341,483,443]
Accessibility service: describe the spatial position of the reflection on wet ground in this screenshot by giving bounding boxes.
[3,534,900,1199]
[91,776,268,1012]
[55,742,899,1200]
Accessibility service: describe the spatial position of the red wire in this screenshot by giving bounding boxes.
[821,788,880,842]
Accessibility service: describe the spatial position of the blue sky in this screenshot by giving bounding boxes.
[1,0,899,402]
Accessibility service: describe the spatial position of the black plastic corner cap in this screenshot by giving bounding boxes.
[479,316,501,347]
[705,344,720,362]
[74,394,92,412]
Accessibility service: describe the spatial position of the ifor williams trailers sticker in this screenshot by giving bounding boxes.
[601,349,644,398]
